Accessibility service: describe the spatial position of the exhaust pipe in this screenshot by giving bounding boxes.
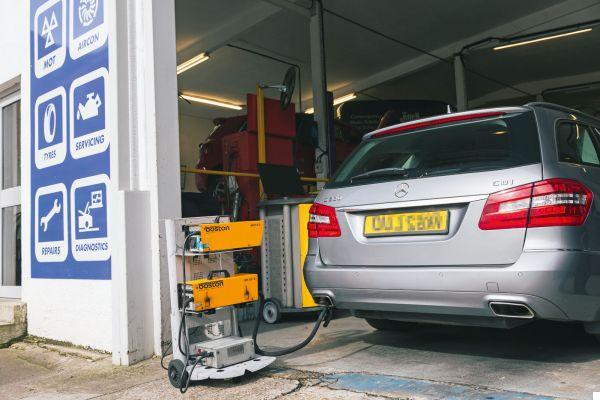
[314,295,335,307]
[489,302,534,319]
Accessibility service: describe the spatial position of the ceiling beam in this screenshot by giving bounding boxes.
[469,71,600,107]
[262,0,311,18]
[176,2,281,63]
[231,39,307,67]
[324,0,600,102]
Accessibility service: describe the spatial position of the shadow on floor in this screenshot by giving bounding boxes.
[257,315,600,364]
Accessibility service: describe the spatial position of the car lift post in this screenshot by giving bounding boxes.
[256,84,267,198]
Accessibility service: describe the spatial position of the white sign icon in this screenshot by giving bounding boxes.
[78,190,103,233]
[91,190,103,207]
[71,174,111,262]
[78,0,99,27]
[35,86,67,169]
[43,102,57,143]
[34,0,66,77]
[35,184,68,263]
[69,68,109,159]
[40,198,61,232]
[77,92,102,121]
[70,0,106,59]
[41,12,59,48]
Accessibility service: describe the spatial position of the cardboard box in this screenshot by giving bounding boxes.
[176,252,236,282]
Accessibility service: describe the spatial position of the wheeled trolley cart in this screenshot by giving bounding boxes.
[164,217,275,390]
[259,198,321,323]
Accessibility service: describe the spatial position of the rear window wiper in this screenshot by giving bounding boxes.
[349,167,409,183]
[418,163,513,177]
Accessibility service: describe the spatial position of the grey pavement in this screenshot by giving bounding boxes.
[1,314,599,399]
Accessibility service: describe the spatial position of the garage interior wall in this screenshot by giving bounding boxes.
[179,114,213,192]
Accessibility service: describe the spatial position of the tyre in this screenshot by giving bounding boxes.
[262,298,282,324]
[365,318,419,331]
[168,359,188,388]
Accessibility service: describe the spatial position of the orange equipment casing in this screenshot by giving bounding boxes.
[187,273,259,312]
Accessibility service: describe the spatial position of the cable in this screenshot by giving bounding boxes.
[509,4,600,37]
[172,231,200,389]
[178,232,196,356]
[179,356,202,394]
[322,7,534,98]
[252,295,332,356]
[178,351,213,394]
[226,44,303,110]
[160,340,172,370]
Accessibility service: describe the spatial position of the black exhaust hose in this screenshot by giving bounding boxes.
[252,294,332,357]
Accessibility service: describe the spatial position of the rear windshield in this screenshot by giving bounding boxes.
[328,112,541,188]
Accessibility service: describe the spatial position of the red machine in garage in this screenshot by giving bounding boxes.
[222,94,297,220]
[197,94,311,220]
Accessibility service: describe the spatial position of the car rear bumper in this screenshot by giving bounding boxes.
[304,250,600,323]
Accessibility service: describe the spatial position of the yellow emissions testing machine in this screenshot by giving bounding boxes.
[193,220,264,253]
[184,220,264,312]
[167,218,275,390]
[167,217,331,392]
[187,273,259,312]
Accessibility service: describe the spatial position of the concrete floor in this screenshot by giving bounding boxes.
[1,314,600,399]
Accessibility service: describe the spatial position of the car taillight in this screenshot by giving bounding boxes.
[479,178,593,230]
[528,179,593,227]
[478,182,533,230]
[308,203,341,238]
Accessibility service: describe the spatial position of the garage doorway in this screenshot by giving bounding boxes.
[0,91,21,299]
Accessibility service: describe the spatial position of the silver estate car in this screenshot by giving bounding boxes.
[304,103,600,342]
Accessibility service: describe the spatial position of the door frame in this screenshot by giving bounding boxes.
[0,90,22,298]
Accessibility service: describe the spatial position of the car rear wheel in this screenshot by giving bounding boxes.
[365,318,420,331]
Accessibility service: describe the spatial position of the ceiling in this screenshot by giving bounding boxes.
[175,0,600,121]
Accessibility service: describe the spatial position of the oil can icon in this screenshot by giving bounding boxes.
[76,92,102,121]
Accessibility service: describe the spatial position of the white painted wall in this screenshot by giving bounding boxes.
[15,0,182,361]
[0,0,25,88]
[26,280,112,350]
[19,0,114,353]
[179,113,215,192]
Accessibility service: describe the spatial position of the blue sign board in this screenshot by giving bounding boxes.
[30,0,110,279]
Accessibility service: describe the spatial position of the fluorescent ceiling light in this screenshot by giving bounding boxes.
[177,52,210,75]
[305,93,357,114]
[493,28,592,51]
[180,93,242,110]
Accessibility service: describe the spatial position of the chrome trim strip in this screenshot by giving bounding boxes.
[338,194,488,213]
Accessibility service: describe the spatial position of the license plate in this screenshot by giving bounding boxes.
[364,210,449,237]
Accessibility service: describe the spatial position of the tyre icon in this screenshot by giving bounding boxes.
[43,102,57,143]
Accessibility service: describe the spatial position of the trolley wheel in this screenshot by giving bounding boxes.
[168,359,188,388]
[262,298,282,324]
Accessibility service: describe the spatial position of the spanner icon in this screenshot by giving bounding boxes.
[40,199,61,232]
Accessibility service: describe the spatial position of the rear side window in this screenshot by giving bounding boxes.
[329,112,541,188]
[556,122,600,166]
